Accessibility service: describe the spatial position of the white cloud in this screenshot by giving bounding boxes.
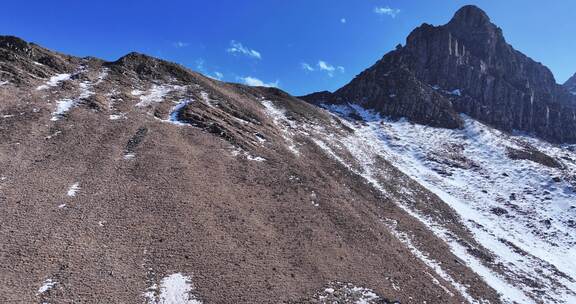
[239,76,279,88]
[374,6,401,18]
[301,62,315,72]
[173,41,189,48]
[301,61,345,77]
[227,40,262,59]
[318,60,335,73]
[340,18,347,24]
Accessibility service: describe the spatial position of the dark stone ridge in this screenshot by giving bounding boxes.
[301,5,576,143]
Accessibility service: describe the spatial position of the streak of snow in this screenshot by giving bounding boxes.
[382,219,475,302]
[200,91,215,107]
[36,73,71,90]
[144,273,202,304]
[67,183,80,197]
[0,80,8,86]
[260,100,299,155]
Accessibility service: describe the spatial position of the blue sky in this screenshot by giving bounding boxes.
[2,1,575,95]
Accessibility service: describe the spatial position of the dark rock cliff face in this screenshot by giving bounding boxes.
[302,5,576,143]
[565,73,576,95]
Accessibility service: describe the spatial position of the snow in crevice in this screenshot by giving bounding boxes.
[36,73,71,90]
[167,100,192,126]
[0,80,8,86]
[144,273,202,304]
[259,100,299,155]
[315,103,576,304]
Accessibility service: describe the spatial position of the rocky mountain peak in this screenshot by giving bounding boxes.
[447,5,492,29]
[302,5,576,143]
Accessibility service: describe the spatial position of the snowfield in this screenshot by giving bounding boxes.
[309,103,576,304]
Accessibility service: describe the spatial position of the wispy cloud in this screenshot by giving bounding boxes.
[301,61,344,77]
[238,76,278,88]
[340,18,347,24]
[195,58,206,71]
[172,41,189,48]
[318,61,345,77]
[213,72,224,80]
[374,6,401,18]
[301,62,315,72]
[195,59,224,81]
[207,72,224,81]
[227,40,262,59]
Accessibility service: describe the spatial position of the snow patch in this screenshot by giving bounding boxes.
[51,99,75,121]
[231,148,266,162]
[67,183,80,197]
[144,273,202,304]
[450,89,462,96]
[36,73,71,90]
[50,76,96,121]
[135,85,184,107]
[109,114,126,120]
[37,279,57,294]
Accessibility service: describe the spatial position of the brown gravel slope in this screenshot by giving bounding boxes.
[0,36,502,303]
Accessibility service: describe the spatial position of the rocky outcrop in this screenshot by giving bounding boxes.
[0,35,77,85]
[302,5,576,143]
[565,73,576,95]
[106,52,197,83]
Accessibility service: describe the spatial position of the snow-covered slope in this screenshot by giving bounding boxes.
[305,104,576,304]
